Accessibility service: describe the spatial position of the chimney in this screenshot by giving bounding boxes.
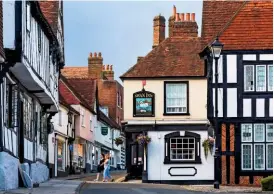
[88,52,103,79]
[153,14,166,48]
[137,56,144,63]
[171,7,198,38]
[102,64,114,80]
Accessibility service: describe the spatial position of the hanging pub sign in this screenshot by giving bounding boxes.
[133,89,155,117]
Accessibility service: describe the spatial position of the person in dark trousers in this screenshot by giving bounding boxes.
[94,153,105,182]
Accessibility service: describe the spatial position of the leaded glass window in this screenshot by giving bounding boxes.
[254,124,265,142]
[266,124,273,142]
[244,65,254,91]
[241,144,252,170]
[256,65,266,91]
[268,65,273,91]
[254,144,265,170]
[241,124,252,142]
[266,144,273,170]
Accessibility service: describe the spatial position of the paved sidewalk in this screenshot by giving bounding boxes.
[180,185,268,193]
[0,179,83,194]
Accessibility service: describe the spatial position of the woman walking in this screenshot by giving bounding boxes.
[94,153,105,182]
[102,153,114,182]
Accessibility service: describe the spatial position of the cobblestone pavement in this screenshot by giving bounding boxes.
[80,182,270,194]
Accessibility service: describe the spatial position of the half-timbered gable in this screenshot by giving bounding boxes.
[201,0,273,186]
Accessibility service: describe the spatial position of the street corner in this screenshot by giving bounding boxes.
[75,181,86,194]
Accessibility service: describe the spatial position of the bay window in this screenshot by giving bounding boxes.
[164,81,189,115]
[241,123,273,171]
[244,64,273,92]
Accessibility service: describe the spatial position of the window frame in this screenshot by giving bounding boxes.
[254,143,265,170]
[268,65,273,91]
[58,110,62,126]
[164,131,201,164]
[241,143,253,170]
[244,65,255,92]
[164,81,190,116]
[256,65,267,92]
[266,143,273,170]
[266,124,273,142]
[81,108,85,127]
[254,124,265,142]
[170,137,196,161]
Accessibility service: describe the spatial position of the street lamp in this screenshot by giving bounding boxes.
[210,36,223,189]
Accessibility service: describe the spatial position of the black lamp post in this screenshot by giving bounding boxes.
[211,37,223,189]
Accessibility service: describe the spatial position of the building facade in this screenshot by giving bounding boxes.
[1,0,63,190]
[121,7,214,184]
[200,1,273,186]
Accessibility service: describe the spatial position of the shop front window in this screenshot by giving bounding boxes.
[57,141,65,171]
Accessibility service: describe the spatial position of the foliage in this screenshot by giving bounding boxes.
[202,137,214,159]
[261,176,273,191]
[136,134,151,146]
[114,137,124,146]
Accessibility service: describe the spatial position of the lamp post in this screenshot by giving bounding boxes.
[210,37,223,189]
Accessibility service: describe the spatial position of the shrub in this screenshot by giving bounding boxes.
[261,176,273,191]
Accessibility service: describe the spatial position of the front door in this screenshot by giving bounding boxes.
[130,142,143,178]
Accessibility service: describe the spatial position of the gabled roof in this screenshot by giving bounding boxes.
[65,78,97,110]
[120,37,204,79]
[202,1,273,50]
[59,94,80,115]
[60,75,96,114]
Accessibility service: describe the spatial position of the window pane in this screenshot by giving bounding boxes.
[241,124,252,142]
[254,144,265,170]
[256,66,266,91]
[166,83,187,113]
[268,65,273,91]
[267,144,273,169]
[254,124,265,142]
[170,137,195,161]
[242,144,252,170]
[266,124,273,142]
[244,66,254,91]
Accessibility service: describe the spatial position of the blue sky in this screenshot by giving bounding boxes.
[64,1,203,82]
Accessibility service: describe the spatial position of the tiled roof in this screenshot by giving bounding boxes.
[59,94,80,115]
[65,78,97,110]
[202,1,273,50]
[120,37,204,79]
[60,75,96,114]
[38,1,59,35]
[61,67,89,78]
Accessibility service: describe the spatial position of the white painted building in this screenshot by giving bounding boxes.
[0,0,63,190]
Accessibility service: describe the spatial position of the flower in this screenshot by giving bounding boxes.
[136,134,151,145]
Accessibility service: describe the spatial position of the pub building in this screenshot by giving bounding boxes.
[120,7,214,184]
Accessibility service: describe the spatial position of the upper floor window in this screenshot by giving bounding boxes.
[26,2,31,33]
[100,106,109,117]
[241,123,273,171]
[37,25,41,53]
[58,110,62,126]
[90,116,92,131]
[164,82,188,115]
[244,64,273,92]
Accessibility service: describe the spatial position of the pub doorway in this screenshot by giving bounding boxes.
[129,133,144,178]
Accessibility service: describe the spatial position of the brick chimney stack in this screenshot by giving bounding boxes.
[102,64,114,80]
[168,5,176,37]
[153,14,166,48]
[88,52,103,79]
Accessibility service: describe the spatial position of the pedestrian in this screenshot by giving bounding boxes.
[94,153,105,182]
[102,153,114,182]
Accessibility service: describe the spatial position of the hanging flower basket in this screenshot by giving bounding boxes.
[136,134,151,146]
[114,137,124,146]
[202,137,215,159]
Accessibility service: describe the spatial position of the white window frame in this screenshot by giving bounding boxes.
[241,143,253,170]
[58,110,62,126]
[266,143,273,170]
[241,124,253,142]
[268,65,273,91]
[170,137,195,161]
[26,2,31,32]
[254,124,265,142]
[256,65,266,91]
[244,65,255,92]
[165,83,188,114]
[254,143,265,170]
[266,124,273,142]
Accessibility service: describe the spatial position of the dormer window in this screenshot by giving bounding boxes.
[100,106,109,117]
